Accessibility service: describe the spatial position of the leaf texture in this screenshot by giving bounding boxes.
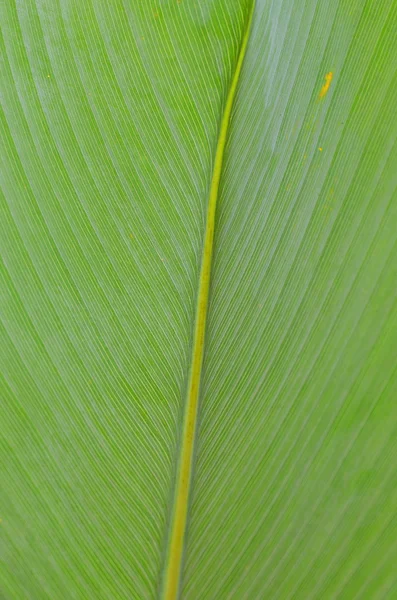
[1,0,397,598]
[184,1,397,597]
[0,1,249,596]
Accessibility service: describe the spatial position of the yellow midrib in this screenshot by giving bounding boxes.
[162,3,255,598]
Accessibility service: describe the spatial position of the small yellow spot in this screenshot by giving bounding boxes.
[319,71,333,99]
[318,147,323,152]
[47,74,50,78]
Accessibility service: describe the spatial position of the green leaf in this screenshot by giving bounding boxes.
[1,1,396,599]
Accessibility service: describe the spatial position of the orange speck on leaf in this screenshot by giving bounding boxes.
[319,71,333,99]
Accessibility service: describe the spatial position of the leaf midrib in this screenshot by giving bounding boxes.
[161,3,256,598]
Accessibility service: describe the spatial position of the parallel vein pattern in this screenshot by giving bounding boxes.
[0,2,248,598]
[1,0,397,598]
[184,0,397,597]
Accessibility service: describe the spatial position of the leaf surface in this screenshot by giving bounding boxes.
[1,0,397,598]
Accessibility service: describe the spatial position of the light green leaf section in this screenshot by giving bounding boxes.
[0,1,248,597]
[1,1,397,599]
[185,0,397,598]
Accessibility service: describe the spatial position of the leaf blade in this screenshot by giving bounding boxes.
[184,0,397,597]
